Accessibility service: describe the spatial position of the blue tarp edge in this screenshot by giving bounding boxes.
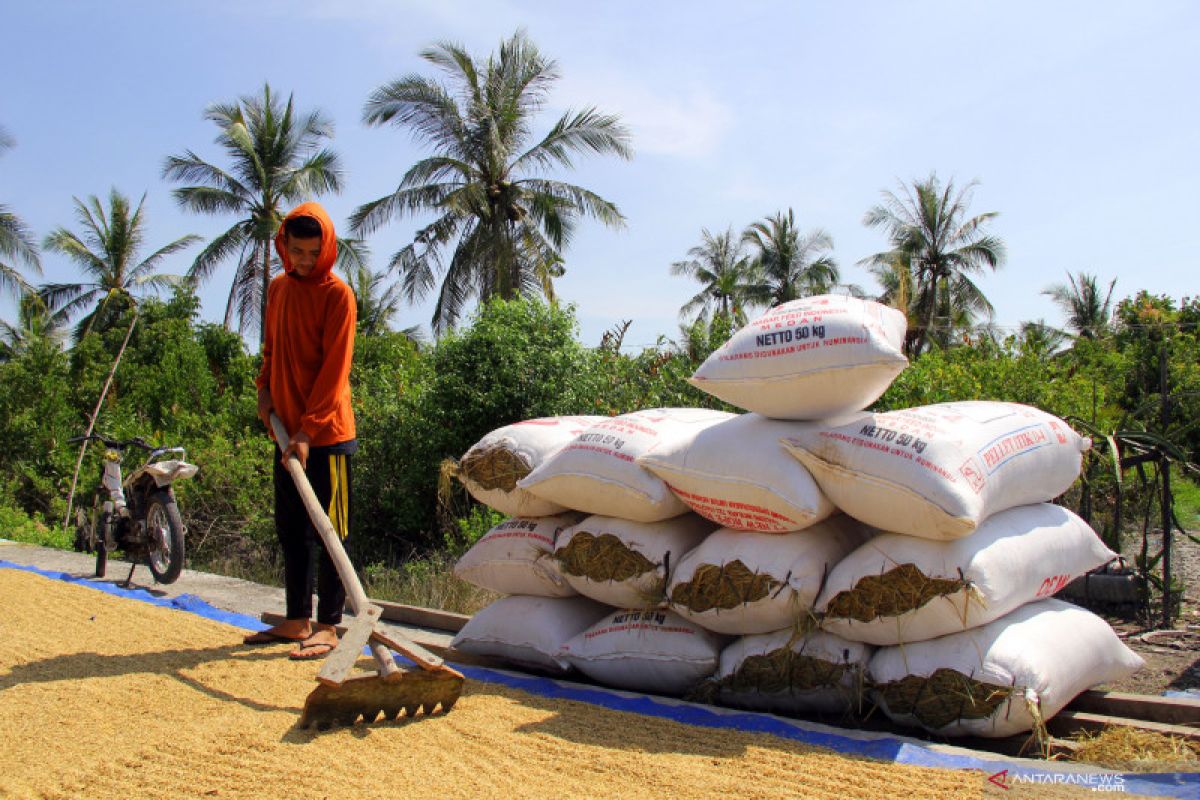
[4,558,1197,798]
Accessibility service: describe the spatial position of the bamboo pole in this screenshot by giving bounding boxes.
[62,308,139,529]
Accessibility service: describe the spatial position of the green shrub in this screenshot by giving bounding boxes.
[0,502,73,549]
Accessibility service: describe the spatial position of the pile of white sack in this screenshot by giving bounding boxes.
[448,295,1143,738]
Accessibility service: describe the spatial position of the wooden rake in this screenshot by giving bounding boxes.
[270,415,464,729]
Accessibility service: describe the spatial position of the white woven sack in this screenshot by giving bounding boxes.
[868,598,1143,738]
[457,416,605,516]
[782,401,1091,540]
[518,408,736,522]
[453,513,584,597]
[450,595,610,674]
[667,516,871,635]
[555,514,716,609]
[557,608,726,695]
[715,629,873,715]
[688,295,908,420]
[818,503,1116,645]
[637,413,836,533]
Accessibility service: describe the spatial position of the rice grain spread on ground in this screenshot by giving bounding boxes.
[0,568,1134,799]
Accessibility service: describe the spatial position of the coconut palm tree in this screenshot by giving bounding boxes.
[671,227,758,326]
[742,209,841,305]
[1017,320,1070,357]
[1043,271,1116,340]
[163,84,342,339]
[39,189,199,339]
[0,291,68,360]
[0,127,41,299]
[345,260,404,337]
[869,250,913,315]
[862,174,1005,355]
[351,30,632,334]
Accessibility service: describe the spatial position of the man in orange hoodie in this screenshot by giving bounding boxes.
[243,202,357,660]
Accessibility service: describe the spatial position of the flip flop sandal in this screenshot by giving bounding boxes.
[243,629,307,645]
[289,639,336,660]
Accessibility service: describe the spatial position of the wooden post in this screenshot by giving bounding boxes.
[1160,341,1173,627]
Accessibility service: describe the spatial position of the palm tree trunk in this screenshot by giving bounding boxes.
[259,240,271,350]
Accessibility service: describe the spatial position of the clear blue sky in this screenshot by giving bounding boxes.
[2,1,1197,348]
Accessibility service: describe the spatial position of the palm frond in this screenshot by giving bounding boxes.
[350,182,463,235]
[363,75,469,154]
[188,221,252,286]
[131,234,202,279]
[0,205,43,276]
[162,153,250,198]
[519,179,626,229]
[171,185,248,216]
[513,107,633,173]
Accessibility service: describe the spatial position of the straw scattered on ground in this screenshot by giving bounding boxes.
[1069,726,1200,773]
[0,568,1132,799]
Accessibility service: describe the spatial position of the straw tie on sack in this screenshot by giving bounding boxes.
[459,444,533,491]
[669,559,781,613]
[823,563,967,623]
[876,668,1012,730]
[723,648,851,695]
[555,531,657,583]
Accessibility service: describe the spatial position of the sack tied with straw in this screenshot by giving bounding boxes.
[554,514,716,609]
[449,416,604,516]
[668,516,872,635]
[868,598,1143,738]
[816,503,1116,645]
[707,628,873,715]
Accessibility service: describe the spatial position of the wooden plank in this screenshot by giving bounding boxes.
[1047,710,1200,742]
[368,628,455,674]
[316,604,381,687]
[1067,690,1200,727]
[365,598,470,633]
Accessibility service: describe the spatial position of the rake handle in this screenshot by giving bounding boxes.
[269,414,398,677]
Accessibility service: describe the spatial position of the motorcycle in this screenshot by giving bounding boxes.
[69,432,199,584]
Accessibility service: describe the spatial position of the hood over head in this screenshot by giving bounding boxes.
[274,202,338,280]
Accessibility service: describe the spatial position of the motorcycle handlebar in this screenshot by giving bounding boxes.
[67,433,163,452]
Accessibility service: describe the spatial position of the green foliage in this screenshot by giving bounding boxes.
[1171,475,1200,530]
[360,552,499,616]
[0,502,72,549]
[877,335,1119,424]
[1112,293,1200,456]
[0,336,79,518]
[353,297,603,556]
[444,505,507,558]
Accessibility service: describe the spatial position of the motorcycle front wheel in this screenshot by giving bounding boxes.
[145,491,185,584]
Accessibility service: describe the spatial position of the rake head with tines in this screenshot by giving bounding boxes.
[270,414,466,730]
[300,668,465,729]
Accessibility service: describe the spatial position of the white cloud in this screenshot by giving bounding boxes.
[554,73,733,160]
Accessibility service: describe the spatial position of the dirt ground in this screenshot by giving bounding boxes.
[1088,532,1200,696]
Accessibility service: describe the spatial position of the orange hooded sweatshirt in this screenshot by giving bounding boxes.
[255,202,357,447]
